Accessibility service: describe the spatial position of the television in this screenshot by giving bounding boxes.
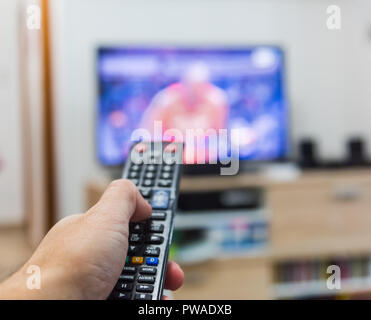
[96,46,289,167]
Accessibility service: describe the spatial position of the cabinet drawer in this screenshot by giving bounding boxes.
[269,177,371,259]
[174,258,271,300]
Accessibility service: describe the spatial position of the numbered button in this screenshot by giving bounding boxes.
[129,172,139,179]
[144,172,156,179]
[143,179,154,187]
[130,164,141,171]
[146,165,157,172]
[158,180,172,188]
[161,172,172,179]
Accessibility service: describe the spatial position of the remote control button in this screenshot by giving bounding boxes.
[150,212,167,220]
[146,165,157,172]
[111,291,132,300]
[134,143,148,153]
[131,223,145,233]
[136,284,154,293]
[129,234,143,244]
[160,172,172,179]
[129,179,139,186]
[134,293,152,300]
[149,223,164,233]
[131,256,144,264]
[139,266,157,275]
[144,172,156,179]
[151,190,170,209]
[128,245,138,255]
[122,266,137,274]
[144,246,160,257]
[162,165,173,172]
[119,274,135,282]
[125,256,130,264]
[146,235,164,244]
[142,179,154,187]
[165,144,178,153]
[139,189,152,198]
[129,171,139,179]
[138,275,156,284]
[116,282,133,291]
[146,257,159,266]
[158,179,172,188]
[130,164,141,171]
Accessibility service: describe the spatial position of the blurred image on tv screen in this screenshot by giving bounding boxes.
[97,46,289,165]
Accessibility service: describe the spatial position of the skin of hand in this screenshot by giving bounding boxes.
[0,179,184,300]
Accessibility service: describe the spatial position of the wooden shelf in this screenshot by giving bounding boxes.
[274,277,371,299]
[175,208,268,229]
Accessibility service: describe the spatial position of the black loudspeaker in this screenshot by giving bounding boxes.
[298,139,319,168]
[346,137,369,166]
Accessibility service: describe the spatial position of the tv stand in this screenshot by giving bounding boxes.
[182,164,223,176]
[183,161,266,176]
[85,168,371,299]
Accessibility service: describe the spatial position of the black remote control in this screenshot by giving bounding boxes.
[108,141,183,300]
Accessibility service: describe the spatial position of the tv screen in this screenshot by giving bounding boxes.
[97,46,289,166]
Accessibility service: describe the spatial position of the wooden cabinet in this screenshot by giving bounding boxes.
[268,170,371,260]
[174,257,271,300]
[85,168,371,299]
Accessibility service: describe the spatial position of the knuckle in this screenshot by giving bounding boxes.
[108,179,124,189]
[109,179,137,201]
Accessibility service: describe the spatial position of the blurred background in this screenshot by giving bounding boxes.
[2,0,371,299]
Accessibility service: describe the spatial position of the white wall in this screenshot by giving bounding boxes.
[50,0,371,219]
[0,0,24,224]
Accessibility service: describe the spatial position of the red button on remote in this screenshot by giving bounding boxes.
[135,143,147,153]
[165,144,177,153]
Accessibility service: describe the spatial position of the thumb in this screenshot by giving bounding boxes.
[88,179,152,224]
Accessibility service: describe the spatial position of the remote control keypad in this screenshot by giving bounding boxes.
[109,143,181,300]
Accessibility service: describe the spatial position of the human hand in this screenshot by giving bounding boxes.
[0,179,184,299]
